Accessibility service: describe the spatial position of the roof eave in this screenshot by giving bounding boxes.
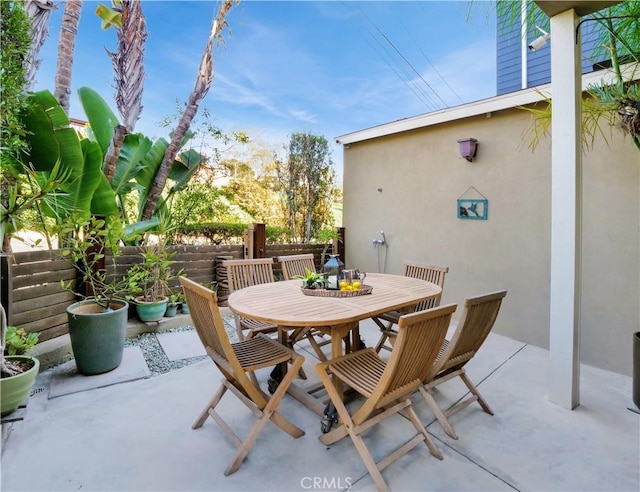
[336,63,637,146]
[533,1,623,18]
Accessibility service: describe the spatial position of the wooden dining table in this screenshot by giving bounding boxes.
[227,272,442,415]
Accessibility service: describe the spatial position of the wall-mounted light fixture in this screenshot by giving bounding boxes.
[528,26,550,51]
[457,138,478,162]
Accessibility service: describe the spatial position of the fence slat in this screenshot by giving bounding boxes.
[13,291,76,314]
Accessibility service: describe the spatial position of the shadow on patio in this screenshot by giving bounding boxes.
[1,317,637,491]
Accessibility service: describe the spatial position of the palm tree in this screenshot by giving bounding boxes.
[104,0,147,132]
[96,0,148,183]
[54,0,83,113]
[23,0,55,90]
[142,0,236,220]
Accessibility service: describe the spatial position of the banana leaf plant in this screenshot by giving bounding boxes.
[77,87,204,230]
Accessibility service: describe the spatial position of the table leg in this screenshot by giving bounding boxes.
[330,322,358,401]
[278,322,359,415]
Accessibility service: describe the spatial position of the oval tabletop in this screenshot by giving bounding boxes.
[227,272,442,327]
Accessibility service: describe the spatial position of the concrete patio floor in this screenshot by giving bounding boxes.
[1,316,638,492]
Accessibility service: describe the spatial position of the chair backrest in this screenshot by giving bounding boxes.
[428,290,507,381]
[403,261,449,311]
[365,304,457,414]
[223,258,275,293]
[179,277,236,367]
[180,276,264,403]
[278,254,316,280]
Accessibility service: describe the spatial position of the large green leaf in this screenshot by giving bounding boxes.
[45,139,103,219]
[135,138,168,219]
[78,87,120,155]
[124,217,160,239]
[169,148,203,192]
[20,91,72,173]
[90,174,119,217]
[20,91,96,219]
[31,90,70,130]
[112,133,153,196]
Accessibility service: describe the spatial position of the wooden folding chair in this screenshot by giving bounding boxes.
[223,258,278,341]
[419,290,507,440]
[180,277,305,476]
[277,254,331,361]
[373,262,449,353]
[317,303,457,492]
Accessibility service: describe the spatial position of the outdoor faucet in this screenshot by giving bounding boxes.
[373,231,386,247]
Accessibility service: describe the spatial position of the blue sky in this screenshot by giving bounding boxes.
[33,0,497,180]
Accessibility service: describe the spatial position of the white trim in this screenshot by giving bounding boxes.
[335,63,638,145]
[521,0,528,90]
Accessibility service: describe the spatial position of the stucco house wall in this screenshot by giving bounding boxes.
[341,103,639,376]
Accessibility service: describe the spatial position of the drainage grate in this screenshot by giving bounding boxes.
[30,387,46,396]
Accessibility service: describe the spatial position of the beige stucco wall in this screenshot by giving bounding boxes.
[342,106,639,376]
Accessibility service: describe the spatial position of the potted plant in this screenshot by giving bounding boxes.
[1,310,40,417]
[125,240,182,323]
[165,293,180,318]
[293,268,327,290]
[173,291,189,314]
[57,215,131,375]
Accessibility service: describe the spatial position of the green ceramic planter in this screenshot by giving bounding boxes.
[1,356,40,416]
[135,298,168,323]
[165,303,178,318]
[66,299,128,375]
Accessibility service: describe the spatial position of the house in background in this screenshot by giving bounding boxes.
[337,1,638,388]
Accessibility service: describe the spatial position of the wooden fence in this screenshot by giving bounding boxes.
[4,242,329,343]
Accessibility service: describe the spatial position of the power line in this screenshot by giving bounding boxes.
[340,2,440,112]
[394,8,464,105]
[355,3,449,109]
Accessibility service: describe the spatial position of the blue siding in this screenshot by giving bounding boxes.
[497,5,610,95]
[497,15,522,95]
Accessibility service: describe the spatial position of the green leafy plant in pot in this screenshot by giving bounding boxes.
[293,268,327,290]
[57,215,132,375]
[165,292,181,318]
[1,311,40,417]
[125,236,182,323]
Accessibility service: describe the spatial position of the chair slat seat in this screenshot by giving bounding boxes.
[232,336,293,371]
[329,349,386,396]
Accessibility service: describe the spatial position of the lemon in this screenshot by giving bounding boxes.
[352,281,361,290]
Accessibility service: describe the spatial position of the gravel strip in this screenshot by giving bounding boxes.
[123,316,239,377]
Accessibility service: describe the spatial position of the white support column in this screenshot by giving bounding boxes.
[549,9,582,409]
[521,0,528,89]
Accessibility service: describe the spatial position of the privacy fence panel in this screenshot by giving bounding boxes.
[108,244,244,294]
[6,242,331,341]
[8,250,77,342]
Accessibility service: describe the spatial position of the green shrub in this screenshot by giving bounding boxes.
[4,327,39,356]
